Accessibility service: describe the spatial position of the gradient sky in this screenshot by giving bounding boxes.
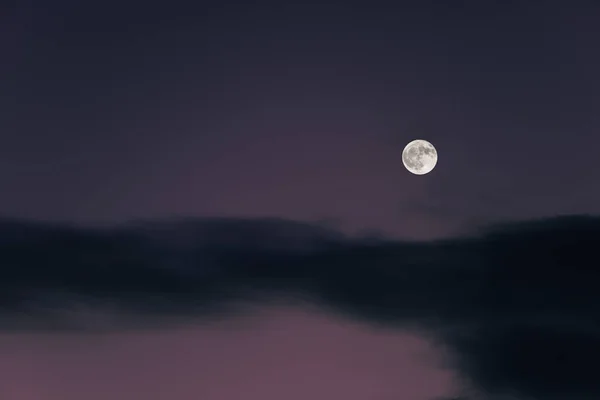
[1,1,599,399]
[2,1,600,239]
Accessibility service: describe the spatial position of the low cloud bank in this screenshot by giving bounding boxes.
[1,215,599,400]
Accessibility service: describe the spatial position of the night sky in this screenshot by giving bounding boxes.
[1,1,600,400]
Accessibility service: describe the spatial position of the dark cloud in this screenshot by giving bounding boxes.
[1,215,600,400]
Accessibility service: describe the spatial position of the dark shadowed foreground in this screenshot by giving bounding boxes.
[1,215,599,400]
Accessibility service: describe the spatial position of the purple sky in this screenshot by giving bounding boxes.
[2,1,599,240]
[0,307,457,400]
[1,1,599,399]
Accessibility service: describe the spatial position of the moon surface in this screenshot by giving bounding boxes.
[402,139,438,175]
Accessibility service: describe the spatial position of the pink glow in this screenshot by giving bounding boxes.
[0,307,456,400]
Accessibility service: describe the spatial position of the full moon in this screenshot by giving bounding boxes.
[402,139,438,175]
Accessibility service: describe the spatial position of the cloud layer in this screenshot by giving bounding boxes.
[1,215,599,400]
